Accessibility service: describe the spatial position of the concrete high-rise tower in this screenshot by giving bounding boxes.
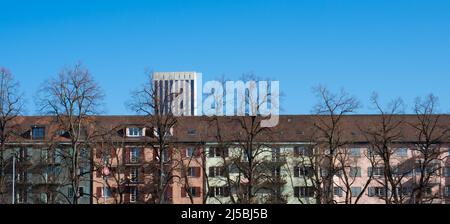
[152,72,200,116]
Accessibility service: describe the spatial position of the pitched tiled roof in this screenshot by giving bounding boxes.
[6,115,450,144]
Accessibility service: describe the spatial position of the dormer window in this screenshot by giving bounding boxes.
[153,127,174,137]
[127,127,143,137]
[32,127,45,140]
[187,128,196,135]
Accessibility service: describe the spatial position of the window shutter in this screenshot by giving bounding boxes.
[139,167,145,183]
[224,187,230,197]
[110,148,116,158]
[96,149,102,159]
[208,148,214,158]
[125,148,130,163]
[294,167,299,177]
[168,149,173,161]
[195,187,201,197]
[96,187,102,198]
[195,167,201,177]
[294,187,300,197]
[209,167,215,177]
[368,167,373,176]
[140,148,145,162]
[208,188,215,197]
[181,188,186,198]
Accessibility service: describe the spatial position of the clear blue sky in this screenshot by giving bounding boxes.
[1,0,449,115]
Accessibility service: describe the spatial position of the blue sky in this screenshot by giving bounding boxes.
[1,0,449,115]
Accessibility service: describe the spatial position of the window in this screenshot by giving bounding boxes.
[188,167,200,177]
[320,169,329,177]
[350,148,361,157]
[68,188,74,198]
[416,160,441,176]
[272,148,283,162]
[351,187,362,197]
[369,167,384,177]
[186,187,200,197]
[445,186,450,197]
[40,193,48,204]
[294,166,313,177]
[186,147,197,157]
[78,187,84,197]
[272,166,281,178]
[17,170,28,182]
[396,187,412,196]
[32,127,45,140]
[228,164,239,174]
[130,148,140,163]
[294,187,314,198]
[187,128,196,135]
[208,147,228,158]
[18,148,29,162]
[368,187,386,197]
[127,127,142,137]
[67,187,84,198]
[130,167,139,183]
[80,148,88,158]
[103,187,111,198]
[161,150,169,162]
[444,167,450,177]
[395,148,408,157]
[350,167,361,177]
[209,167,224,177]
[130,187,137,203]
[334,187,343,197]
[294,146,313,157]
[41,149,48,163]
[209,187,229,197]
[17,188,27,203]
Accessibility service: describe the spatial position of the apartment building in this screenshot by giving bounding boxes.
[1,115,450,204]
[0,116,91,204]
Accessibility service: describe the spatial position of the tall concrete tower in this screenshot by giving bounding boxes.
[152,72,200,116]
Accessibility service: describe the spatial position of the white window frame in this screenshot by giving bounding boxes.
[186,147,196,157]
[350,148,361,157]
[130,187,137,203]
[130,148,139,163]
[127,127,143,137]
[395,148,408,157]
[130,167,139,183]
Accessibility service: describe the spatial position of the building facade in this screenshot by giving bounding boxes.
[1,115,450,204]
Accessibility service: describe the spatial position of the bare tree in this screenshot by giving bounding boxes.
[37,62,104,204]
[129,72,180,204]
[360,93,411,204]
[310,86,360,204]
[409,94,449,204]
[0,67,24,203]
